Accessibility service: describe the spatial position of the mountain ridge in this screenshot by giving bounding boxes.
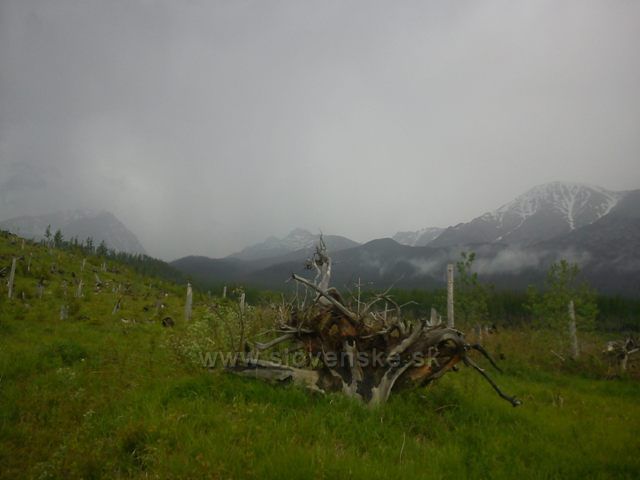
[229,228,359,261]
[429,182,626,247]
[171,181,640,297]
[0,209,146,254]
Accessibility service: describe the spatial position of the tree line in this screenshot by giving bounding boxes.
[41,225,186,284]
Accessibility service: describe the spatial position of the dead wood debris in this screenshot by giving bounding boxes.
[227,238,521,407]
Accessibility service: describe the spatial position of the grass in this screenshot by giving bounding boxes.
[1,233,639,478]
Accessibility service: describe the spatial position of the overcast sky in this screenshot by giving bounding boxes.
[1,0,639,260]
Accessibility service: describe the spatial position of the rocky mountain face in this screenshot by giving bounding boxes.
[430,182,622,247]
[0,210,146,254]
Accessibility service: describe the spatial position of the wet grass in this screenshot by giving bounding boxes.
[0,234,639,478]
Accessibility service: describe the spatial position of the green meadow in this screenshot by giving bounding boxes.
[1,232,638,479]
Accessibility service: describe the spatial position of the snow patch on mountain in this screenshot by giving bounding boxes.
[429,181,627,248]
[489,182,620,230]
[230,229,360,261]
[393,227,444,246]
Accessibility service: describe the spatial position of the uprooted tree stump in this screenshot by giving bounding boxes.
[228,239,521,407]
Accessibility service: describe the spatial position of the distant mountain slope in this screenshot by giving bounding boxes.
[173,238,538,292]
[170,256,252,284]
[229,228,359,261]
[393,227,444,246]
[534,189,640,293]
[170,183,640,297]
[0,210,146,254]
[430,182,622,247]
[172,217,640,298]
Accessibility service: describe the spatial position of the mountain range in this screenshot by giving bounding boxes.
[392,227,444,247]
[229,228,359,261]
[171,182,640,297]
[0,210,146,254]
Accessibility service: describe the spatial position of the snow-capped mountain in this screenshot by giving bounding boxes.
[393,227,444,247]
[229,228,359,261]
[171,184,640,297]
[0,210,146,254]
[430,182,623,247]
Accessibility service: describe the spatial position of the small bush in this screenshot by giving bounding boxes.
[43,341,88,366]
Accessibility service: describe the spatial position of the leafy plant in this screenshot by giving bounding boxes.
[527,259,598,357]
[455,251,490,326]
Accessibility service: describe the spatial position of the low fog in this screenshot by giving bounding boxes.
[1,1,639,259]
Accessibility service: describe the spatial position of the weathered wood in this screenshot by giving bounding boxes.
[112,297,122,314]
[185,282,193,321]
[428,307,441,327]
[568,300,579,359]
[447,264,454,328]
[291,274,357,322]
[227,241,520,407]
[604,336,638,373]
[7,257,16,299]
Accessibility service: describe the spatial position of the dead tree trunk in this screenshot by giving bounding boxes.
[605,336,638,374]
[112,297,122,315]
[568,300,579,360]
[429,307,441,327]
[185,282,193,321]
[447,264,454,328]
[7,257,17,299]
[228,240,520,407]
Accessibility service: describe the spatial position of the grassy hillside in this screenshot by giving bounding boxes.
[1,231,639,479]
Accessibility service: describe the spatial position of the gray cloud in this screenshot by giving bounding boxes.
[473,247,592,276]
[1,0,639,259]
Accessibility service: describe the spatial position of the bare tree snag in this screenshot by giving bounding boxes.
[429,307,441,327]
[604,336,638,374]
[112,297,122,315]
[447,264,454,328]
[7,257,16,299]
[227,240,520,408]
[185,282,193,321]
[568,300,579,360]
